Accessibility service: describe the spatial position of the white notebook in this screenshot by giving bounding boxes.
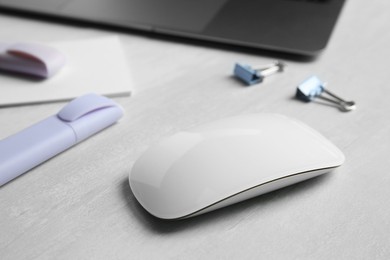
[0,36,132,106]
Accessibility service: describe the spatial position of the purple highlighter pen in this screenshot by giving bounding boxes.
[0,93,124,186]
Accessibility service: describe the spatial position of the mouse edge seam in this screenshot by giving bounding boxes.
[142,165,340,220]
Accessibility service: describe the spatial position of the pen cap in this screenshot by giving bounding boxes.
[0,42,66,78]
[57,93,124,142]
[0,93,123,187]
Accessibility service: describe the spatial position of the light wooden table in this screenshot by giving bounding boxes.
[1,0,390,259]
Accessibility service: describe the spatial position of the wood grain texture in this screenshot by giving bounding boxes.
[1,0,390,258]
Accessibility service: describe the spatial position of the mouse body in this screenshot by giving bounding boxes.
[129,114,345,220]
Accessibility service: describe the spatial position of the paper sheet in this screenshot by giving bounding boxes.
[0,36,132,106]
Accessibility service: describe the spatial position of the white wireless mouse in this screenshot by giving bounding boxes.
[129,114,345,220]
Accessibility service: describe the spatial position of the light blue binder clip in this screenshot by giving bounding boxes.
[233,61,285,85]
[296,75,356,111]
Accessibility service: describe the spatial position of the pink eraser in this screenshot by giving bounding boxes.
[0,42,66,78]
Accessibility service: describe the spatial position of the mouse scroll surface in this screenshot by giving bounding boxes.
[129,114,345,220]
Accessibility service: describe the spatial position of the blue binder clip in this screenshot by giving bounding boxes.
[233,61,285,85]
[296,76,356,111]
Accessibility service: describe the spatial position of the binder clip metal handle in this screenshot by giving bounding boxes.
[296,76,356,112]
[234,61,285,85]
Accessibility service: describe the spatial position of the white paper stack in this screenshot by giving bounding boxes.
[0,36,133,106]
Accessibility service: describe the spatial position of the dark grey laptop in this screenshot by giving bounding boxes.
[0,0,346,55]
